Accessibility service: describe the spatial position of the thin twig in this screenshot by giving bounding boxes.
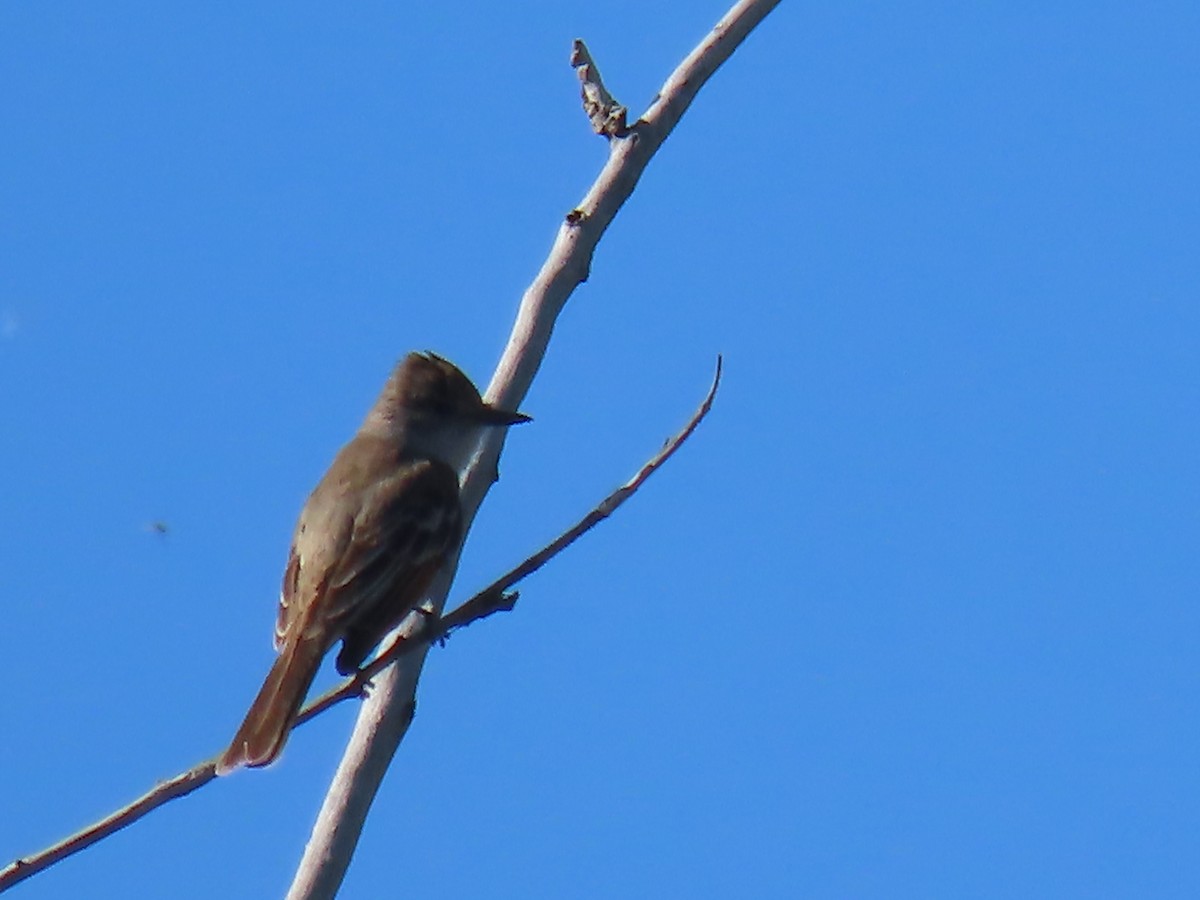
[0,764,218,893]
[437,355,722,636]
[0,358,721,895]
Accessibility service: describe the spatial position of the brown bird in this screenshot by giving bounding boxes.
[216,352,529,775]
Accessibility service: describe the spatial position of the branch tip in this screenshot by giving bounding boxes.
[571,39,629,137]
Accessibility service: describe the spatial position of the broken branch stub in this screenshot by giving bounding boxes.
[571,39,628,137]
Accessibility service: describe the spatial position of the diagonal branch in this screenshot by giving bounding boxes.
[435,355,722,638]
[0,764,217,894]
[290,2,777,897]
[0,359,720,895]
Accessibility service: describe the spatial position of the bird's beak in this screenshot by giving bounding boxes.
[476,405,532,427]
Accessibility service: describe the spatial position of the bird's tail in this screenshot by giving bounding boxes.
[215,636,325,775]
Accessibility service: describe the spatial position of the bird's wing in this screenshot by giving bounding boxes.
[275,505,354,650]
[273,457,461,651]
[275,546,308,649]
[319,458,462,635]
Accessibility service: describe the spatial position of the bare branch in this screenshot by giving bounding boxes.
[0,359,721,895]
[291,1,777,895]
[0,764,218,892]
[5,0,775,890]
[439,355,722,636]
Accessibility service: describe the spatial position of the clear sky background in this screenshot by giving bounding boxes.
[2,2,1198,898]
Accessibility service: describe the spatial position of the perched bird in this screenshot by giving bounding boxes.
[216,352,529,774]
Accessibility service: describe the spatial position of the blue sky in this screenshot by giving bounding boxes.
[3,2,1198,897]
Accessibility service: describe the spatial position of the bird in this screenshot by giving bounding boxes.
[216,352,529,774]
